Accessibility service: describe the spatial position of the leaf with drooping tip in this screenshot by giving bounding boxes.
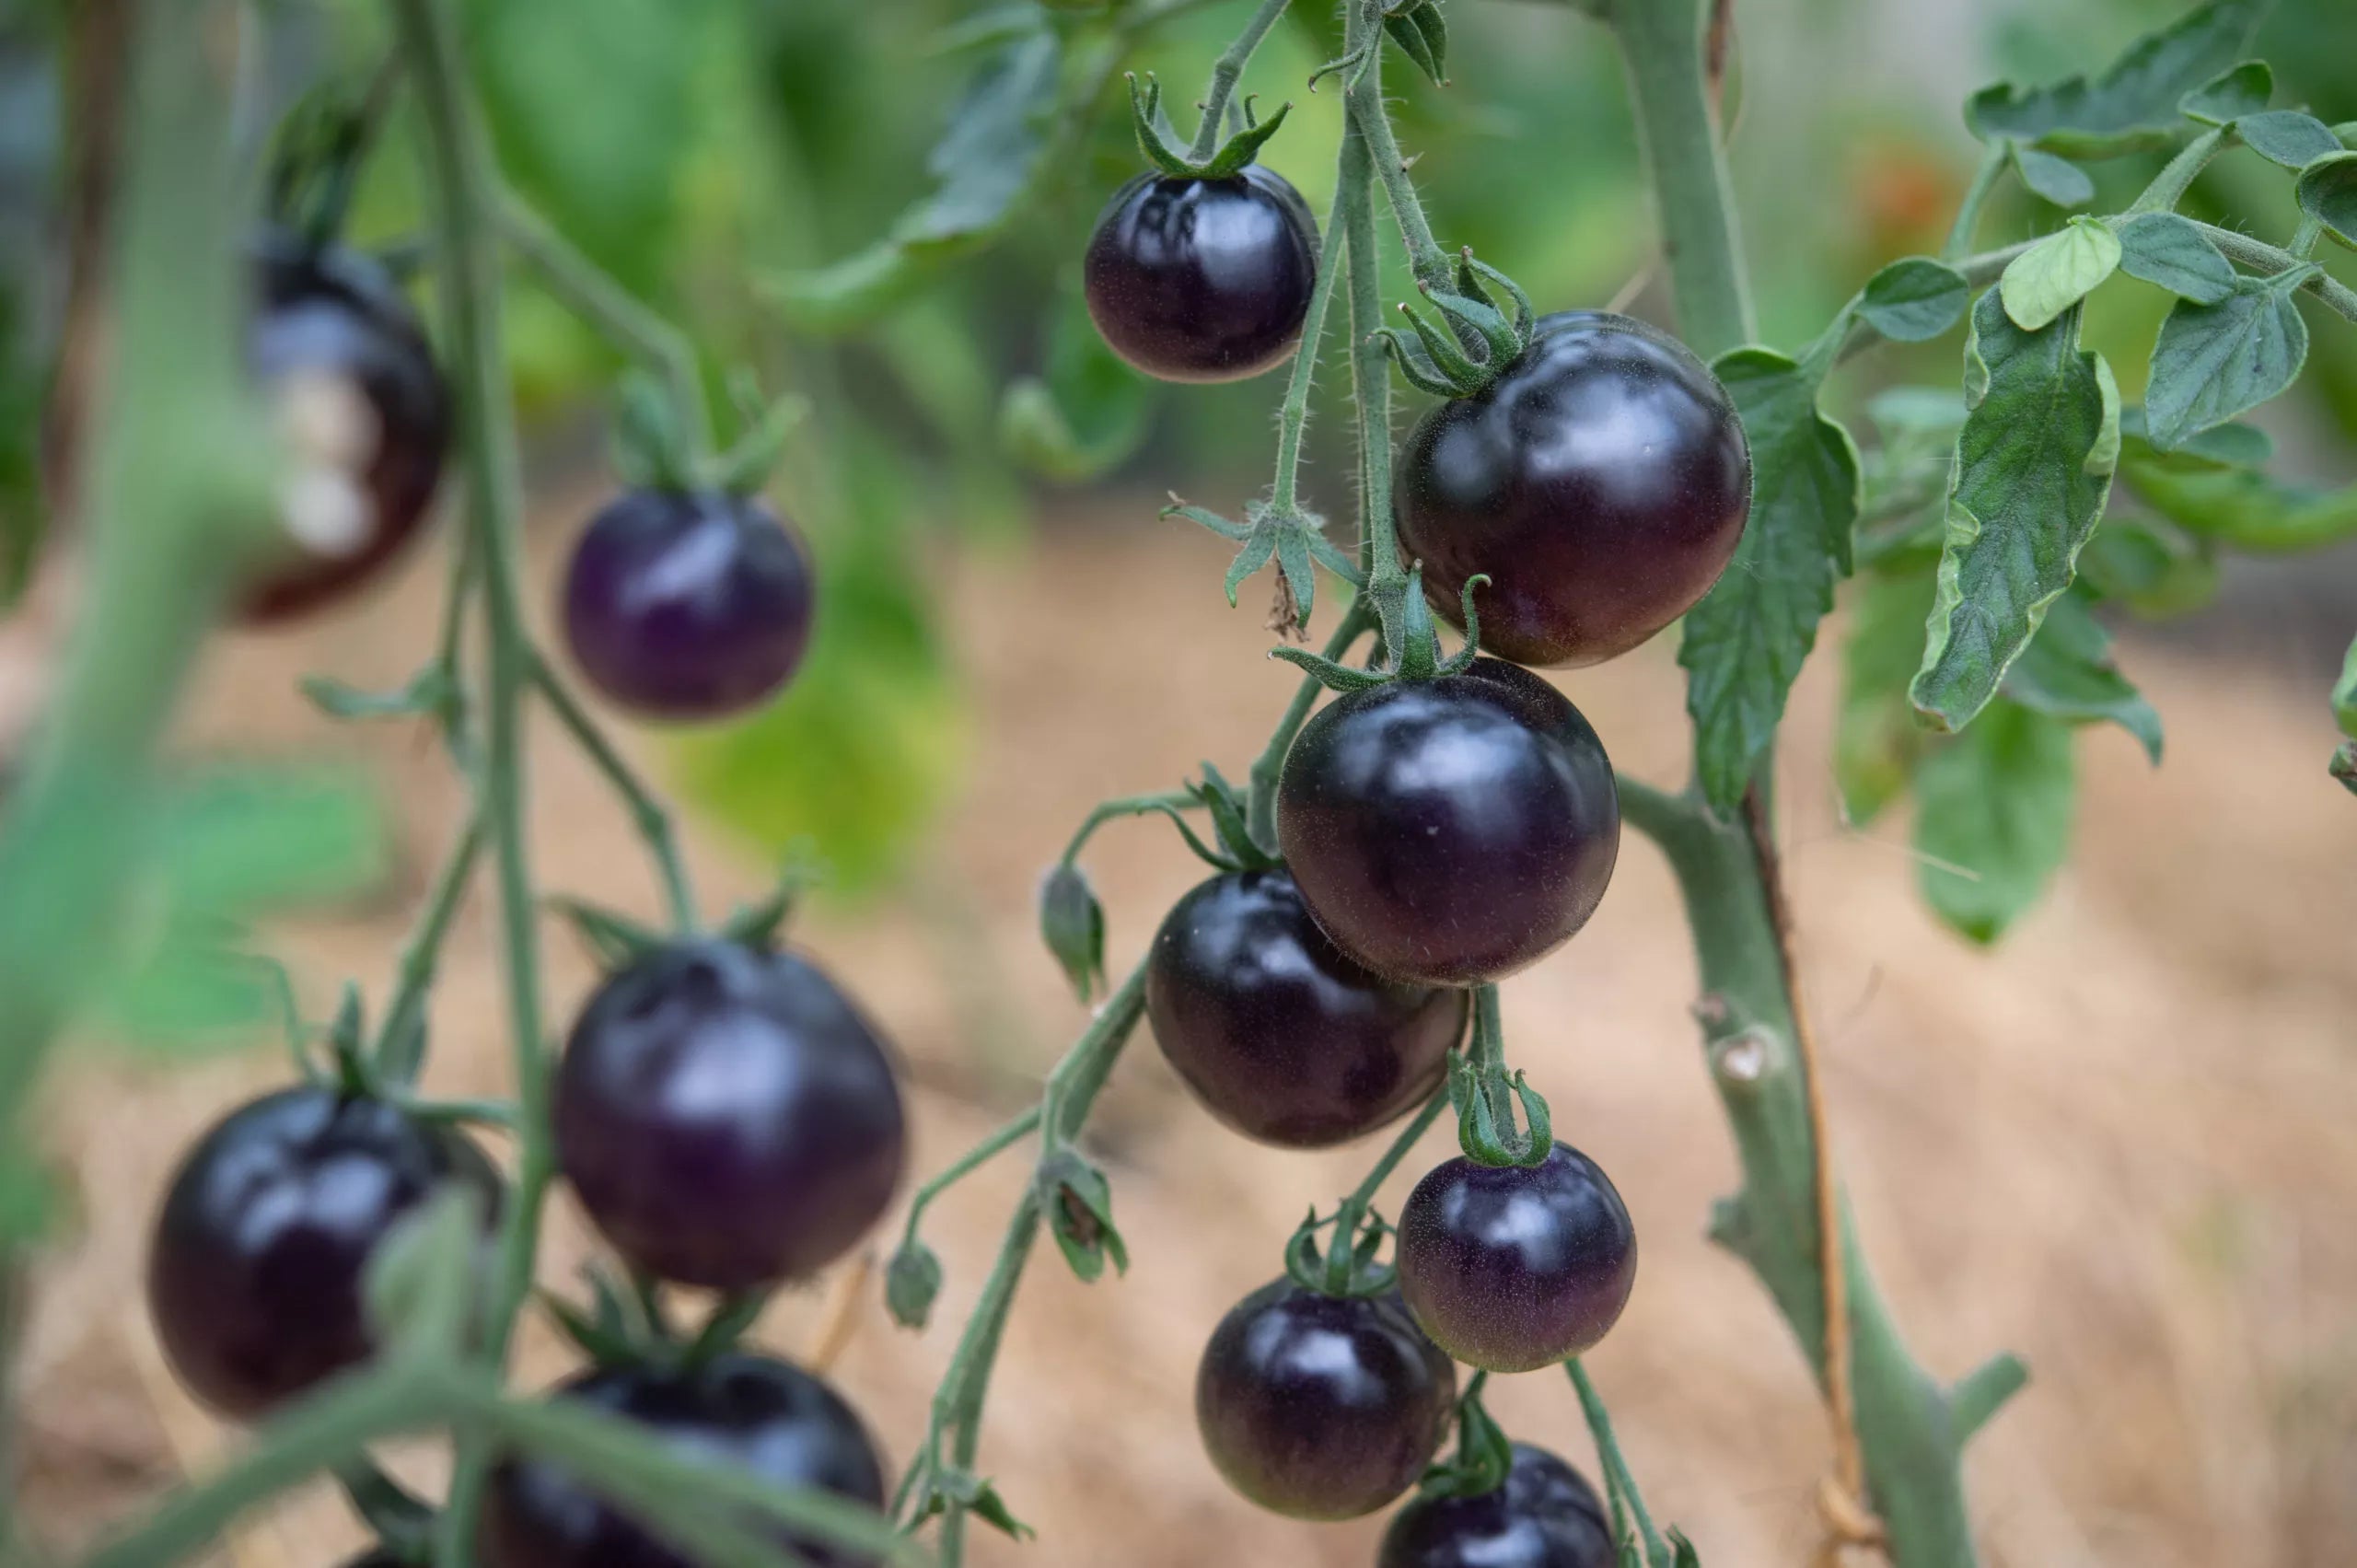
[1914,700,2077,944]
[2002,592,2164,762]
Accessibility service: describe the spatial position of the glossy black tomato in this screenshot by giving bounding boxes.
[1083,166,1318,383]
[1275,659,1620,986]
[1195,1279,1456,1520]
[561,489,816,722]
[1396,310,1751,668]
[243,235,452,623]
[1146,870,1466,1147]
[554,940,904,1291]
[1378,1443,1615,1568]
[1396,1143,1636,1373]
[482,1352,888,1568]
[337,1554,408,1568]
[145,1086,500,1420]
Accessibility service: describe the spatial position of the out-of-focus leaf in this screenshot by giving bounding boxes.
[2295,152,2357,250]
[1835,568,1936,827]
[1680,349,1861,816]
[2142,268,2313,451]
[2335,633,2357,738]
[2118,441,2357,552]
[1965,0,2266,157]
[1000,288,1153,482]
[771,32,1065,330]
[1913,699,2077,944]
[2178,59,2271,124]
[152,769,388,915]
[2076,517,2220,616]
[2002,592,2163,761]
[2112,212,2235,304]
[1913,293,2118,734]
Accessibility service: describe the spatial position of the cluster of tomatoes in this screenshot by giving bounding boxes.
[148,233,902,1568]
[1086,143,1752,1566]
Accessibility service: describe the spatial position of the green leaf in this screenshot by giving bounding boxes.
[2294,152,2357,250]
[2237,110,2344,170]
[771,34,1064,330]
[2178,59,2271,124]
[1912,293,2117,734]
[2119,406,2271,465]
[2009,144,2095,208]
[999,288,1153,483]
[1037,862,1106,1003]
[2076,517,2220,616]
[2143,269,2314,451]
[1835,569,1938,827]
[1998,218,2121,331]
[1965,0,2267,157]
[1914,700,2077,944]
[2119,447,2357,552]
[1857,258,1971,343]
[153,769,387,913]
[1384,1,1447,87]
[2112,212,2235,304]
[1680,350,1862,816]
[2335,635,2357,738]
[2002,593,2163,761]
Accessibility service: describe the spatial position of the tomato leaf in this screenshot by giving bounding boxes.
[999,291,1153,483]
[2236,110,2343,170]
[2008,144,2095,208]
[2112,212,2235,304]
[1998,218,2121,331]
[1965,0,2267,157]
[2075,517,2219,616]
[1857,257,1971,343]
[2119,439,2357,552]
[2178,59,2272,125]
[2001,592,2163,762]
[2142,268,2314,451]
[1835,569,1937,827]
[1914,700,2077,944]
[1680,350,1861,816]
[2294,152,2357,250]
[1912,293,2118,735]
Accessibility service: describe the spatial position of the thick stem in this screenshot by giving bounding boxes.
[2196,222,2357,321]
[1184,0,1293,163]
[1336,70,1411,639]
[533,659,699,931]
[2126,124,2230,215]
[389,3,552,1562]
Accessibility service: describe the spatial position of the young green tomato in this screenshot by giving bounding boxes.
[482,1352,888,1568]
[1083,167,1318,383]
[1396,1143,1637,1374]
[145,1086,501,1420]
[1275,659,1620,986]
[1379,1443,1615,1568]
[242,235,452,623]
[1397,311,1752,668]
[561,489,816,722]
[1194,1280,1456,1520]
[1145,869,1467,1147]
[554,940,904,1292]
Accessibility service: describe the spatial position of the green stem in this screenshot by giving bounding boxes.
[1943,141,2008,261]
[498,192,713,466]
[1609,0,1754,357]
[1566,1360,1672,1565]
[1059,790,1202,867]
[2197,221,2357,320]
[1267,139,1358,517]
[1184,0,1293,163]
[2127,124,2231,215]
[533,659,700,931]
[1319,1081,1449,1295]
[389,5,552,1564]
[897,1105,1042,1254]
[1337,66,1411,637]
[373,807,485,1082]
[1245,594,1376,846]
[1341,7,1450,286]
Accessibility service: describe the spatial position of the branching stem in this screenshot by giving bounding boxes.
[1185,0,1294,163]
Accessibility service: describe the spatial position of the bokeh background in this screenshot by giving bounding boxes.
[5,0,2357,1563]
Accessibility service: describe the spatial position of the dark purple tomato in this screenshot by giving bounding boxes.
[243,235,451,623]
[1083,165,1318,383]
[482,1353,888,1568]
[338,1554,408,1568]
[1275,659,1620,987]
[1378,1443,1614,1568]
[561,489,816,722]
[1396,310,1751,668]
[145,1086,500,1420]
[1396,1143,1636,1373]
[1195,1280,1456,1521]
[554,940,904,1291]
[1145,869,1466,1148]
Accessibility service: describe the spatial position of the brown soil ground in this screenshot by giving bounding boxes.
[8,496,2357,1567]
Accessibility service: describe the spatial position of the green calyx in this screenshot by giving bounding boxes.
[1271,567,1487,694]
[1126,72,1294,180]
[1376,249,1535,399]
[1418,1373,1515,1500]
[1283,1203,1399,1298]
[540,1268,767,1377]
[611,367,805,500]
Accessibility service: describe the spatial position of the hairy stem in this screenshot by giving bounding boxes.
[1245,594,1376,846]
[1268,139,1358,517]
[2196,221,2357,321]
[1336,50,1411,637]
[1341,6,1450,286]
[1185,0,1293,163]
[2126,124,2230,216]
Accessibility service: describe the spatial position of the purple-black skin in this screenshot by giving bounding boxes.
[145,1086,500,1420]
[244,236,452,622]
[1145,869,1468,1148]
[1378,1443,1616,1568]
[1396,1143,1637,1374]
[339,1553,408,1568]
[1396,310,1752,668]
[561,489,815,722]
[1083,165,1318,384]
[1275,659,1620,987]
[1195,1279,1457,1521]
[554,940,904,1291]
[482,1353,888,1568]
